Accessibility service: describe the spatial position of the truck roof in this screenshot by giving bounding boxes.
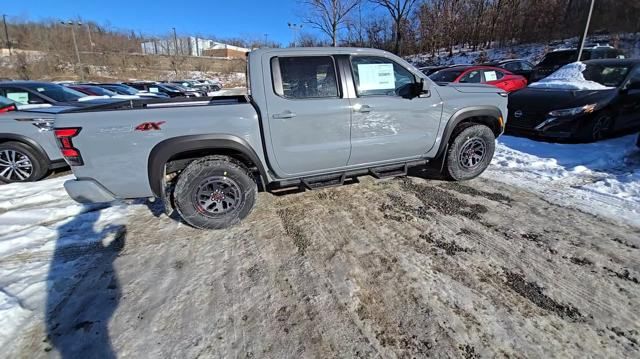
[250,47,396,57]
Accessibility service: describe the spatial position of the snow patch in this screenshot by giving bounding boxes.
[529,62,613,90]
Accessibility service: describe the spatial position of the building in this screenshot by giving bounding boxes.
[140,37,249,58]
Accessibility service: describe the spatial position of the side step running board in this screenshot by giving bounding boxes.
[369,164,408,179]
[301,173,346,190]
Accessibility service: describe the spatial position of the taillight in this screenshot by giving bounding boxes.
[0,104,16,113]
[54,127,83,166]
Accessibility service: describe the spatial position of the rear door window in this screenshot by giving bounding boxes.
[274,56,339,99]
[483,70,504,81]
[503,62,520,72]
[4,88,37,104]
[459,70,482,83]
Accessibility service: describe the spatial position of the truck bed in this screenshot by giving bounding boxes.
[57,95,251,114]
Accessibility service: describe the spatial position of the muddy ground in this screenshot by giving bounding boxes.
[12,171,640,358]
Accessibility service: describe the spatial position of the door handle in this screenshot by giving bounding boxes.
[355,105,372,113]
[272,111,297,119]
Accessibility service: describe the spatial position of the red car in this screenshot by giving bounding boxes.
[429,65,528,92]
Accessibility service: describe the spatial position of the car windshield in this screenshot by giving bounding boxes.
[105,85,138,95]
[20,83,86,102]
[0,95,15,106]
[583,64,630,87]
[79,86,117,96]
[429,69,465,82]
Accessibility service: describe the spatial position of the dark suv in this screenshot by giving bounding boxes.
[531,46,625,82]
[0,81,88,106]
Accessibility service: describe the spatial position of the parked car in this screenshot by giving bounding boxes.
[66,84,140,100]
[429,65,528,92]
[0,106,70,182]
[482,59,535,81]
[123,82,186,98]
[194,79,223,92]
[96,83,169,98]
[165,81,208,96]
[53,47,507,229]
[0,81,89,106]
[531,45,626,82]
[418,65,456,76]
[161,83,203,97]
[0,96,17,113]
[507,59,640,142]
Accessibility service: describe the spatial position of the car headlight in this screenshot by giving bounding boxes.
[548,104,597,117]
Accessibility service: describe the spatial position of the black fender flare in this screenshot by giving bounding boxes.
[148,134,268,197]
[0,133,52,164]
[435,106,504,158]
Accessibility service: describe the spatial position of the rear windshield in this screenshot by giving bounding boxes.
[429,69,465,82]
[539,51,580,66]
[584,64,631,87]
[0,96,15,106]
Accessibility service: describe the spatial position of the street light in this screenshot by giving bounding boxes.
[2,14,11,56]
[288,23,303,47]
[61,20,84,80]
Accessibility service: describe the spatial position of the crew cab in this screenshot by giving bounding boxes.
[50,48,508,229]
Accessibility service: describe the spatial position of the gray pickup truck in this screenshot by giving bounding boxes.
[51,47,507,229]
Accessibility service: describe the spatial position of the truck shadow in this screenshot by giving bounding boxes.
[45,206,126,358]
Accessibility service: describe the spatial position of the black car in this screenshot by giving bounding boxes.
[531,45,625,82]
[123,82,186,98]
[0,81,89,106]
[507,59,640,142]
[96,83,170,98]
[483,59,534,81]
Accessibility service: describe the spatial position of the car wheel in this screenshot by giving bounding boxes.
[0,141,48,183]
[587,112,614,142]
[443,124,495,181]
[173,155,257,229]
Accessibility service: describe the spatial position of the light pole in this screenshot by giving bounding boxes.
[86,23,95,49]
[2,14,11,56]
[288,23,303,47]
[576,0,595,62]
[264,33,269,47]
[172,27,179,55]
[61,21,84,80]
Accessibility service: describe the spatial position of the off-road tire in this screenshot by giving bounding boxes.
[173,155,257,229]
[443,124,495,181]
[0,141,48,183]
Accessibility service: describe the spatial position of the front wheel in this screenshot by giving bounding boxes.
[443,124,496,181]
[173,156,257,229]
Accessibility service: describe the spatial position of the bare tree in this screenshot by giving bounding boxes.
[370,0,418,55]
[303,0,362,46]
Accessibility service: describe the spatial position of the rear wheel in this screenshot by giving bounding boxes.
[173,155,257,229]
[0,141,48,183]
[443,124,495,181]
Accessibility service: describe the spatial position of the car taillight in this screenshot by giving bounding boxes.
[54,127,83,166]
[0,104,16,113]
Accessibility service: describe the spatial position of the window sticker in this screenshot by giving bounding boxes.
[6,92,29,104]
[149,87,160,93]
[357,63,396,91]
[484,71,498,81]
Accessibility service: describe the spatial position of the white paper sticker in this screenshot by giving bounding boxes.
[149,87,160,93]
[6,92,29,104]
[357,63,395,91]
[484,71,497,81]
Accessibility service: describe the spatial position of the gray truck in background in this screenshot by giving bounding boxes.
[50,47,508,229]
[0,106,69,182]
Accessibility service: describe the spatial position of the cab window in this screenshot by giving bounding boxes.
[350,56,416,97]
[275,56,339,99]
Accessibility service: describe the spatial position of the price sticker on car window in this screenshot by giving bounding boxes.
[149,87,159,93]
[6,92,29,104]
[357,63,396,91]
[484,71,498,81]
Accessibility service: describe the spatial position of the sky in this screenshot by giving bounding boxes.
[5,0,310,45]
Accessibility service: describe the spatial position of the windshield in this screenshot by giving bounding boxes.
[0,96,15,106]
[583,64,630,87]
[429,69,465,82]
[80,86,117,96]
[20,83,86,102]
[104,84,138,95]
[538,51,580,67]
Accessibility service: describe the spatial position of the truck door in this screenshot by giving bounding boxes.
[263,55,351,177]
[346,55,442,165]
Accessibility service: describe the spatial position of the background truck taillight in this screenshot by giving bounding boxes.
[54,128,84,166]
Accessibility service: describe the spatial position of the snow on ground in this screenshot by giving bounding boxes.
[485,134,640,226]
[0,135,638,350]
[0,176,136,351]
